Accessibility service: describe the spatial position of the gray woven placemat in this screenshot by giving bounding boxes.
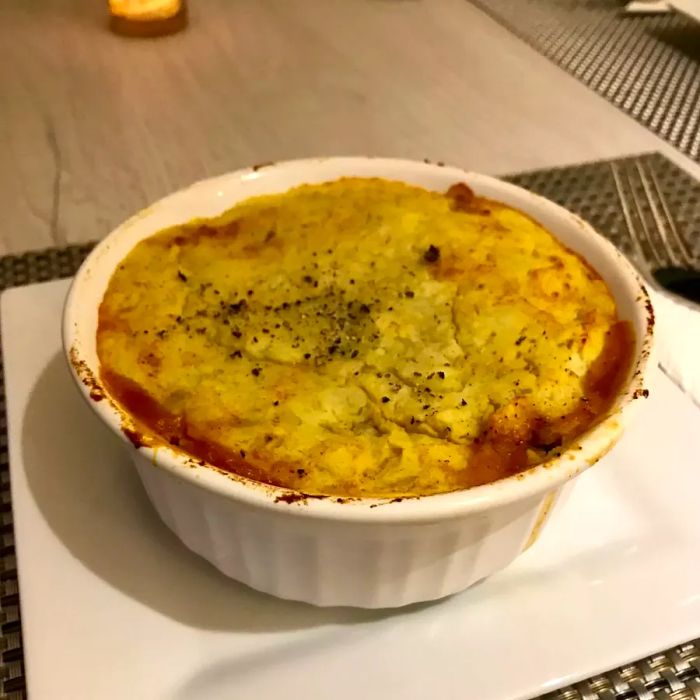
[470,0,700,163]
[0,154,698,699]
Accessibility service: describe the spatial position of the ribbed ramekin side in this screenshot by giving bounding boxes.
[132,454,558,608]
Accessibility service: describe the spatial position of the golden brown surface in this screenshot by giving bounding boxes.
[97,178,631,498]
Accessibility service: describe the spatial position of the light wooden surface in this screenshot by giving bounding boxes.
[1,0,698,256]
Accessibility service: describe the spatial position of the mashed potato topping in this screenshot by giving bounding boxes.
[97,178,631,498]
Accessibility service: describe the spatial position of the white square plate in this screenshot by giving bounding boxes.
[669,0,700,22]
[3,279,700,700]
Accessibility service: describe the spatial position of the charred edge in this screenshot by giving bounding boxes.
[369,495,418,508]
[640,284,655,331]
[632,388,650,399]
[123,427,145,449]
[446,182,477,213]
[275,491,328,505]
[70,347,106,402]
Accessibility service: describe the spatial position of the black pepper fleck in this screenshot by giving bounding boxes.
[423,245,440,263]
[229,300,247,314]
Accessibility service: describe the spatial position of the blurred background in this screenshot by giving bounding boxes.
[1,0,698,254]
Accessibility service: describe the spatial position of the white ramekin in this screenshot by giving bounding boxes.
[63,158,654,608]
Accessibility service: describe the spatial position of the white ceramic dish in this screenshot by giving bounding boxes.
[5,279,699,700]
[62,158,654,608]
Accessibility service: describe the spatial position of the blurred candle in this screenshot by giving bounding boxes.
[109,0,188,37]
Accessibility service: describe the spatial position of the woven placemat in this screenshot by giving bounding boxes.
[470,0,700,163]
[0,154,698,699]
